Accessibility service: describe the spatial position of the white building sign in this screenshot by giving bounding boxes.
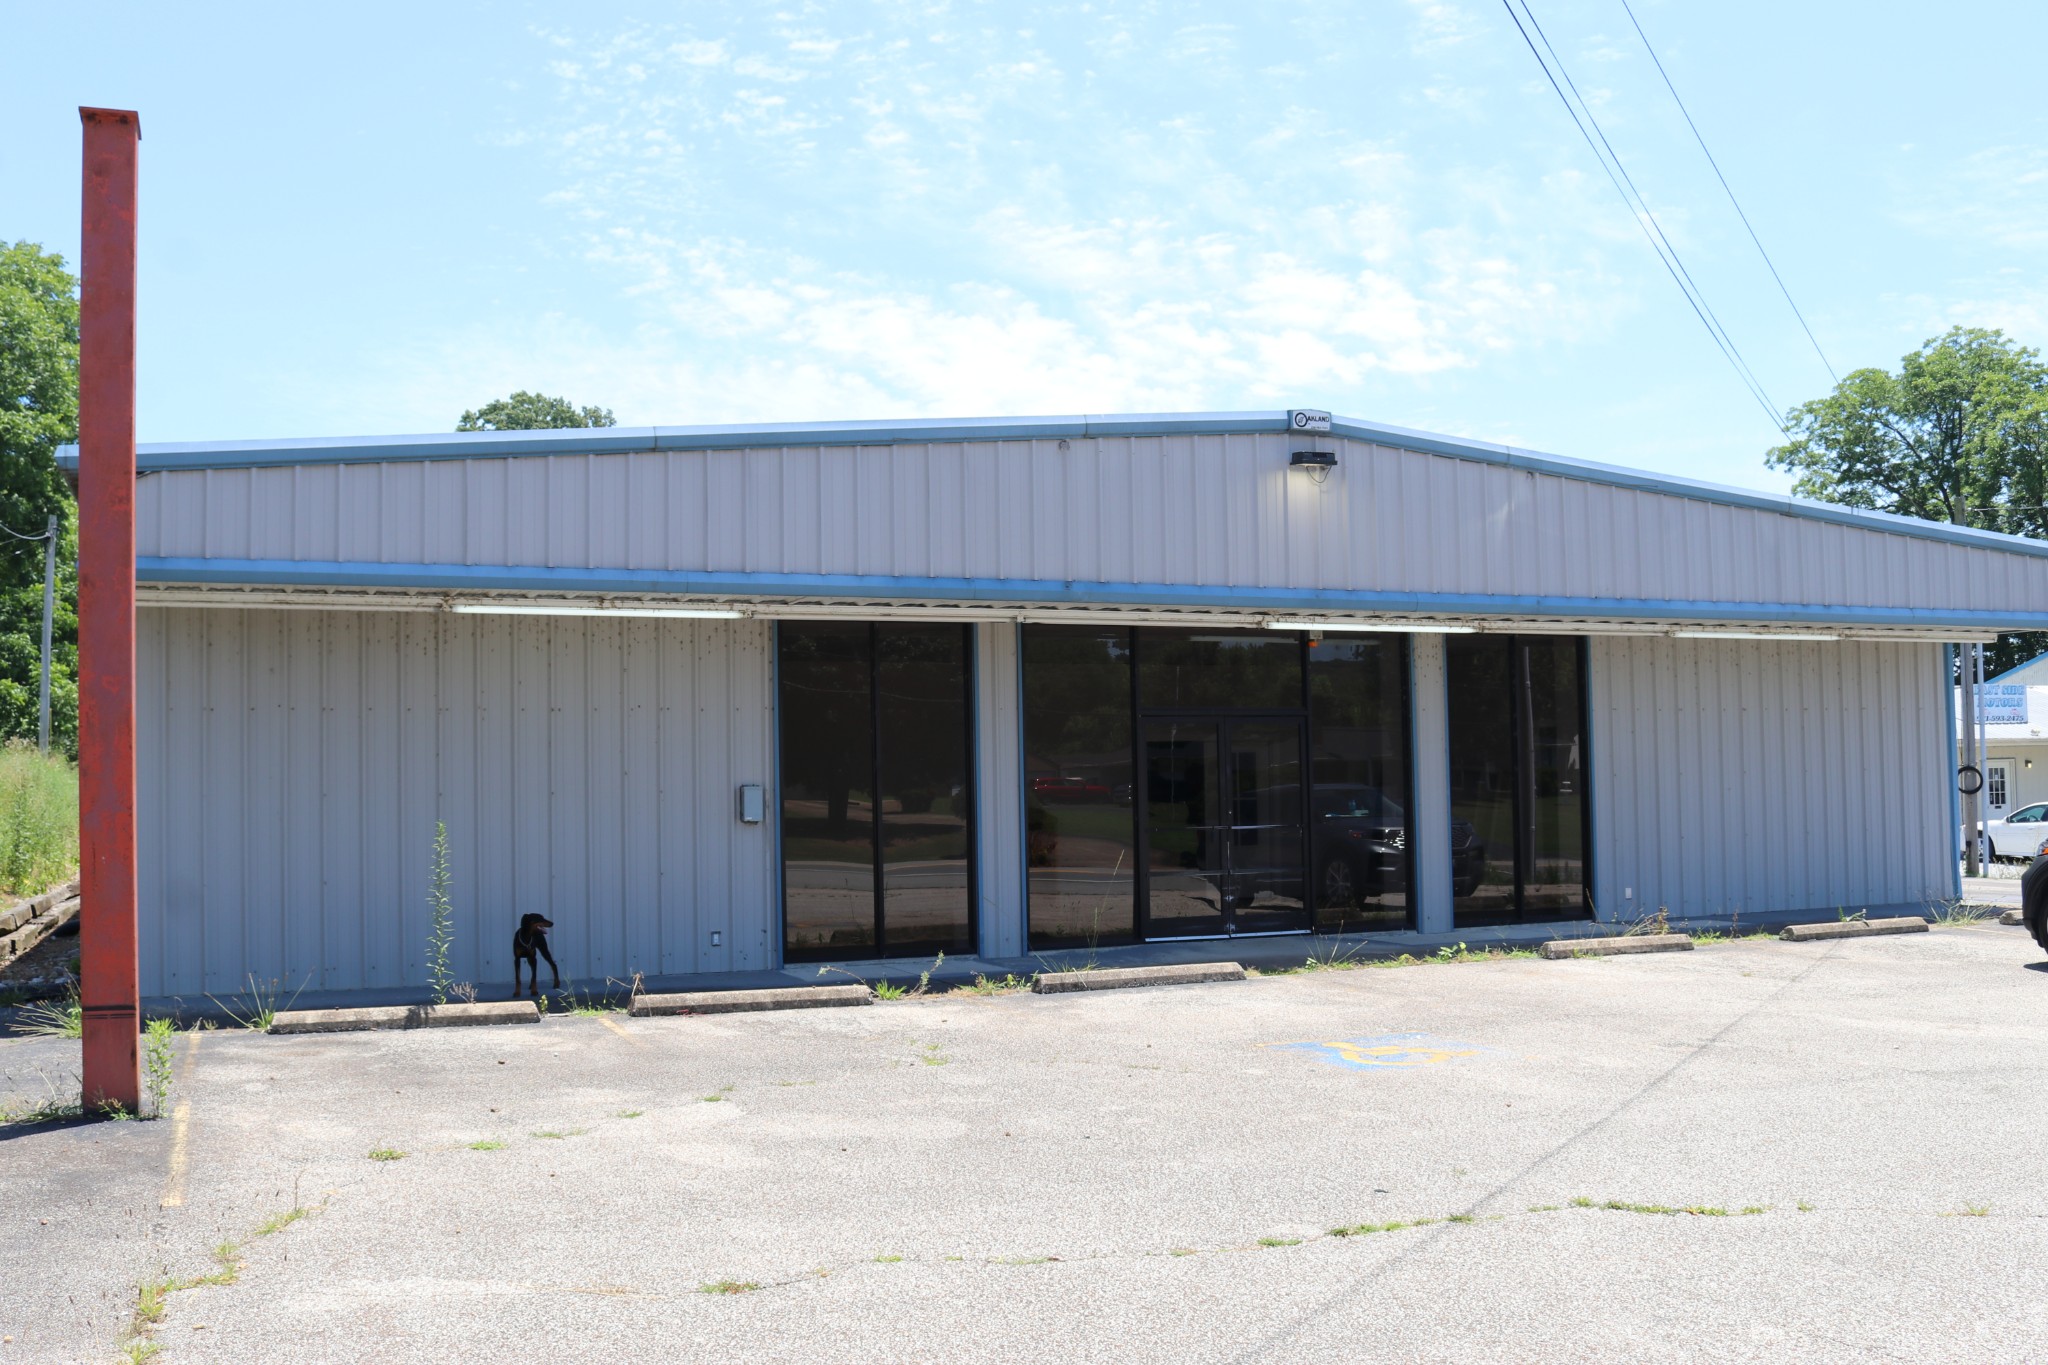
[1978,684,2029,725]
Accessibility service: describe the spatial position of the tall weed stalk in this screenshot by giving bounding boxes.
[425,822,454,1006]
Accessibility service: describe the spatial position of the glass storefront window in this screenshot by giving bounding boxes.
[1138,629,1303,710]
[1308,635,1412,932]
[780,623,974,961]
[1447,635,1589,925]
[878,626,974,959]
[1025,624,1412,947]
[1023,627,1138,949]
[779,622,877,957]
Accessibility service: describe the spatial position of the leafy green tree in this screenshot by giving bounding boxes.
[0,243,78,756]
[456,391,616,432]
[1767,327,2048,674]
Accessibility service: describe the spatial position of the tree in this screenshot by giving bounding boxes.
[456,391,616,431]
[0,243,79,756]
[1767,327,2048,674]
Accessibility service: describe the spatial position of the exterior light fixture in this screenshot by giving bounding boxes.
[1264,619,1477,634]
[1670,629,1839,641]
[1289,448,1338,485]
[448,602,746,619]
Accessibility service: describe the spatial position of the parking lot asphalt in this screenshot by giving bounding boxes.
[4,921,2045,1364]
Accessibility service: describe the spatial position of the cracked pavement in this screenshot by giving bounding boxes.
[3,920,2044,1362]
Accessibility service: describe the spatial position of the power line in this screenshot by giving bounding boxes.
[1498,0,1788,433]
[1617,0,1839,384]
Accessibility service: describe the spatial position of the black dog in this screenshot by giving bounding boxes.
[513,914,560,998]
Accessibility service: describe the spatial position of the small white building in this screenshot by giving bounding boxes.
[63,410,2048,1000]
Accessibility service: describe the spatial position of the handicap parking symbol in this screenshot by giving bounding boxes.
[1266,1032,1484,1071]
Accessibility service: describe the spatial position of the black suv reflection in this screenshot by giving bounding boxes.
[1311,784,1487,907]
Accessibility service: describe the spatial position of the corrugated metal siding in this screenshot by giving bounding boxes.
[137,607,776,997]
[1589,637,1951,920]
[134,436,2048,614]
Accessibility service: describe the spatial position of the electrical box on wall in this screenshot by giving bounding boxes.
[737,784,764,824]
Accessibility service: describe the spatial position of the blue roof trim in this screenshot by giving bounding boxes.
[137,556,2048,631]
[57,408,2048,562]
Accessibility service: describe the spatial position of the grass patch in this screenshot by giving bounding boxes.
[1445,1213,1476,1224]
[616,1109,644,1118]
[468,1138,508,1151]
[1946,1204,1991,1217]
[253,1206,311,1237]
[1797,1201,1816,1213]
[873,1253,904,1263]
[961,973,1030,995]
[1572,1197,1760,1217]
[530,1127,587,1139]
[367,1147,407,1161]
[1256,1236,1301,1247]
[15,986,82,1039]
[871,980,908,1001]
[699,1280,759,1295]
[1933,901,1995,927]
[0,742,77,898]
[918,1042,949,1066]
[0,1091,83,1126]
[1329,1217,1437,1237]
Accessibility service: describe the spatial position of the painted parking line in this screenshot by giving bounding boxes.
[597,1015,643,1047]
[160,1030,203,1208]
[1263,1032,1484,1071]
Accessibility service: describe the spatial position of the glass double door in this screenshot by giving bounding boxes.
[1141,717,1309,938]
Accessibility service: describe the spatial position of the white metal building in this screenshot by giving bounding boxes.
[66,410,2048,1000]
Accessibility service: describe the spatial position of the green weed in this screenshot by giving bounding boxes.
[468,1139,508,1151]
[873,1253,904,1263]
[962,973,1030,995]
[253,1206,311,1236]
[425,821,454,1005]
[367,1147,407,1161]
[14,986,81,1038]
[1256,1236,1301,1247]
[143,1017,176,1118]
[206,974,306,1032]
[699,1280,759,1295]
[0,743,77,897]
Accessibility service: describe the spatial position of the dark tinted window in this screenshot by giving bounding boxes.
[1308,634,1411,931]
[1023,626,1137,950]
[1448,634,1589,925]
[780,623,877,958]
[780,622,974,961]
[878,626,973,958]
[1138,629,1302,710]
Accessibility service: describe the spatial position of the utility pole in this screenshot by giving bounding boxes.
[39,513,56,755]
[1961,645,1980,877]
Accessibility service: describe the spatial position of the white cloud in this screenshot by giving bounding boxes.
[455,4,1645,424]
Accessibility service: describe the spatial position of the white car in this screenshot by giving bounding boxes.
[1973,802,2048,863]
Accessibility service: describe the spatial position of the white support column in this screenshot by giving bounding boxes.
[974,622,1027,958]
[1409,633,1455,935]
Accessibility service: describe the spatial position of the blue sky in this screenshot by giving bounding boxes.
[5,1,2045,491]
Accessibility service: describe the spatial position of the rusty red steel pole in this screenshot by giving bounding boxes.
[78,107,141,1116]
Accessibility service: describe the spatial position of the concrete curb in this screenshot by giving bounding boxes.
[1539,933,1693,960]
[629,984,873,1016]
[2001,909,2024,926]
[1030,963,1246,994]
[1780,917,1929,941]
[269,1000,540,1033]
